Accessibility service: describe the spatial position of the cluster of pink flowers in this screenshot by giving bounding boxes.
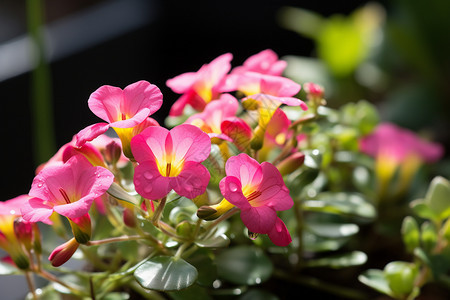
[1,49,311,269]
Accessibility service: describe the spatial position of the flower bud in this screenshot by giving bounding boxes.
[13,217,33,251]
[276,152,305,176]
[68,214,92,244]
[104,140,122,165]
[123,207,137,228]
[49,238,80,267]
[197,198,235,220]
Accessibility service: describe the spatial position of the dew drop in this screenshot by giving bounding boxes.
[144,171,153,180]
[144,185,152,193]
[37,183,43,188]
[135,179,141,186]
[185,185,193,192]
[229,182,239,192]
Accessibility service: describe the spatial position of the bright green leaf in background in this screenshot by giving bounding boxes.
[134,256,198,291]
[216,246,273,285]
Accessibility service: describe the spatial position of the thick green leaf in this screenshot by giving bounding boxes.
[134,256,198,291]
[358,269,393,297]
[307,222,359,238]
[302,231,349,252]
[195,234,230,248]
[424,176,450,220]
[384,261,419,297]
[216,246,273,285]
[187,249,217,287]
[401,216,420,253]
[168,284,212,300]
[421,222,437,253]
[107,182,139,206]
[410,200,439,220]
[305,251,367,269]
[303,192,376,219]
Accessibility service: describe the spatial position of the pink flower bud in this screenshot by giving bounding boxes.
[68,213,92,244]
[276,152,305,176]
[14,217,33,251]
[49,238,79,267]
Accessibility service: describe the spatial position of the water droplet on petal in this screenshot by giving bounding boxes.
[37,183,43,188]
[144,171,153,180]
[229,182,239,192]
[185,185,193,192]
[135,179,141,186]
[144,185,152,193]
[192,179,202,188]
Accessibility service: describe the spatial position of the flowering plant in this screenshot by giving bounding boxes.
[2,50,449,299]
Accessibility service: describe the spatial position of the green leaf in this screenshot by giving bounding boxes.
[107,182,139,206]
[401,216,420,253]
[303,192,376,219]
[168,284,212,300]
[303,231,349,252]
[359,269,394,297]
[384,261,419,298]
[421,221,437,253]
[187,249,217,287]
[134,256,198,291]
[306,251,367,269]
[307,222,359,238]
[424,176,450,220]
[216,246,273,285]
[410,200,439,220]
[195,234,230,248]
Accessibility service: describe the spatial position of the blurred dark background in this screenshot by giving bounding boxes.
[2,0,449,200]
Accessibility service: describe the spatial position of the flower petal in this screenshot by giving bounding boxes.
[123,80,163,117]
[88,85,123,123]
[171,162,210,199]
[131,126,169,163]
[256,162,293,211]
[267,217,292,246]
[134,161,171,200]
[21,198,53,224]
[224,154,262,187]
[75,123,110,148]
[240,205,277,234]
[170,124,211,164]
[219,176,250,209]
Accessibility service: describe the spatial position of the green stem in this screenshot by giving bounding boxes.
[25,271,37,300]
[203,207,239,236]
[86,235,143,246]
[38,269,85,297]
[26,0,56,164]
[152,197,167,226]
[293,197,304,269]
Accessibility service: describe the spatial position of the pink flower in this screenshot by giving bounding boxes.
[219,153,293,246]
[359,123,444,164]
[232,49,287,76]
[238,72,306,107]
[185,93,239,142]
[167,53,233,116]
[22,155,114,223]
[131,124,211,200]
[0,195,35,269]
[75,80,162,159]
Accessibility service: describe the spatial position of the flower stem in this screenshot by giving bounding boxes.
[25,271,37,300]
[86,235,143,246]
[293,197,304,269]
[152,196,167,226]
[204,207,239,235]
